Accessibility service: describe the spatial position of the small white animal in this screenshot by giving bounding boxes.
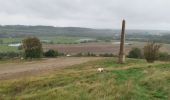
[97,68,104,72]
[66,54,71,57]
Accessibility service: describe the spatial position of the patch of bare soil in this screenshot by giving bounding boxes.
[43,43,131,55]
[0,57,101,80]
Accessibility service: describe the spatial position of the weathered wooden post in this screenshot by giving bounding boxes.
[118,19,126,64]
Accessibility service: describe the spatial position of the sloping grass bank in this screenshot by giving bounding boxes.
[0,58,169,100]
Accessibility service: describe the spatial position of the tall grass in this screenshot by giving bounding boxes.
[0,58,169,100]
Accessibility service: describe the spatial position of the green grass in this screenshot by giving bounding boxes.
[0,38,22,44]
[0,58,170,100]
[0,45,19,53]
[0,36,83,44]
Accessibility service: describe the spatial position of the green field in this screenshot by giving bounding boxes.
[0,38,22,44]
[0,36,87,53]
[0,36,90,44]
[0,45,19,53]
[0,58,169,100]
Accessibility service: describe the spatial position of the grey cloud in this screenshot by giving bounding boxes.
[0,0,170,30]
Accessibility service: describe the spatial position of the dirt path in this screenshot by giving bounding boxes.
[0,57,101,80]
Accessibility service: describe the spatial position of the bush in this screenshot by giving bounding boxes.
[74,52,97,57]
[0,52,21,59]
[44,49,58,57]
[128,48,142,59]
[86,52,96,57]
[22,37,43,59]
[158,52,170,61]
[99,53,115,57]
[144,42,162,63]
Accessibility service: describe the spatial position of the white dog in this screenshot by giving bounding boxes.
[97,68,104,72]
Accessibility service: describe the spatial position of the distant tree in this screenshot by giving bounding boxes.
[144,42,162,63]
[128,48,142,59]
[22,37,42,59]
[44,49,58,57]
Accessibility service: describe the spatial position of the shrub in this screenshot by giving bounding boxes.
[74,52,96,57]
[22,37,43,59]
[158,52,170,61]
[0,52,21,59]
[99,53,115,57]
[128,48,142,59]
[86,52,96,57]
[143,42,162,63]
[44,49,58,57]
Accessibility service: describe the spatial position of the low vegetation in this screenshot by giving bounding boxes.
[144,42,162,63]
[158,52,170,61]
[0,58,169,100]
[44,49,59,58]
[0,52,21,59]
[128,48,143,59]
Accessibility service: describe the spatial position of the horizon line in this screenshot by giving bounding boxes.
[0,24,170,31]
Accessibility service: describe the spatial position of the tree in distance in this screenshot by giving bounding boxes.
[22,37,43,59]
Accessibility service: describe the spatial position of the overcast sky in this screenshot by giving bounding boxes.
[0,0,170,30]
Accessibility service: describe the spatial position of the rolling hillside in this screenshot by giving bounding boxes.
[0,58,169,100]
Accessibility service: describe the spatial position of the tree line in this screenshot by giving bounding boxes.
[128,42,170,62]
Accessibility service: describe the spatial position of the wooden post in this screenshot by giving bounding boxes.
[118,19,126,64]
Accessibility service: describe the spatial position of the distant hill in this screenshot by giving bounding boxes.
[0,25,115,38]
[0,25,169,39]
